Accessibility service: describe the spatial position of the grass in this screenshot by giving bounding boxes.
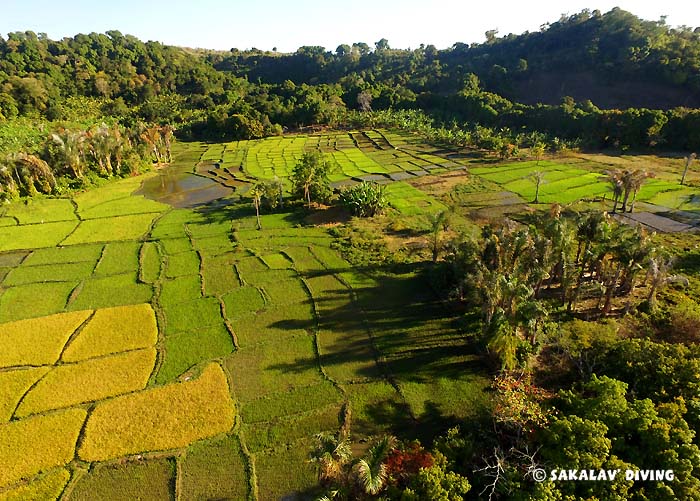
[201,259,240,296]
[94,242,141,276]
[156,324,235,383]
[2,261,95,286]
[62,304,157,361]
[164,297,222,336]
[179,434,249,501]
[244,404,342,453]
[160,237,192,255]
[16,348,156,417]
[254,438,319,500]
[0,310,91,367]
[165,250,200,278]
[140,242,161,283]
[4,199,76,224]
[0,468,70,501]
[262,279,311,305]
[22,244,103,267]
[224,335,323,402]
[68,273,152,311]
[222,286,266,317]
[79,363,235,461]
[0,221,78,252]
[159,275,202,307]
[78,196,166,219]
[0,408,87,488]
[0,367,50,421]
[62,213,159,245]
[0,281,80,323]
[261,253,293,269]
[227,303,314,347]
[68,459,175,501]
[344,381,411,436]
[239,381,343,423]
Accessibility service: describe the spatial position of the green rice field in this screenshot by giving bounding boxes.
[1,129,697,499]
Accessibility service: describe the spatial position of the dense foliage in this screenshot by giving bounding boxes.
[2,8,700,151]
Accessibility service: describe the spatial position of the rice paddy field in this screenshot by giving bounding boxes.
[1,129,698,499]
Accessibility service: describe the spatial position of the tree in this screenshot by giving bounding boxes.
[290,151,332,207]
[310,432,353,486]
[51,129,86,178]
[527,170,546,203]
[530,143,545,164]
[680,152,696,185]
[353,435,397,495]
[357,90,373,112]
[249,182,265,230]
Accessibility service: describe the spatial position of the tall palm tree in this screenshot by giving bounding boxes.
[353,435,397,495]
[605,169,624,213]
[627,169,652,213]
[249,182,265,230]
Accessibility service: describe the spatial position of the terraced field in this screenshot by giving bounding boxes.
[0,137,489,500]
[2,130,697,499]
[193,129,468,189]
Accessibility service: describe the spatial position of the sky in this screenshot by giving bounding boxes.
[1,0,699,53]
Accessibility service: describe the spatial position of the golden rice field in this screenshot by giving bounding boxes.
[3,130,695,499]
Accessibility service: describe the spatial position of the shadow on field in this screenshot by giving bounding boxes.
[267,262,491,442]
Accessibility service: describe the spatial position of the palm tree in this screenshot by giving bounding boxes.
[310,432,352,486]
[429,209,451,262]
[0,162,20,201]
[51,129,86,178]
[249,182,265,230]
[605,169,624,213]
[15,153,56,195]
[87,123,116,175]
[353,435,397,495]
[627,169,652,213]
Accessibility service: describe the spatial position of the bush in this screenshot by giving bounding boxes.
[339,181,388,217]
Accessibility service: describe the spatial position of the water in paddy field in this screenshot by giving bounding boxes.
[137,164,234,208]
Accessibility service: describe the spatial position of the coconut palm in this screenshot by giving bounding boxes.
[353,435,397,495]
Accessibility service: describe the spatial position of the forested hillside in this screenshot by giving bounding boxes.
[1,8,700,154]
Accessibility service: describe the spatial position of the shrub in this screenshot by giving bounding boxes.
[78,363,235,461]
[0,310,91,367]
[0,408,87,488]
[339,181,388,217]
